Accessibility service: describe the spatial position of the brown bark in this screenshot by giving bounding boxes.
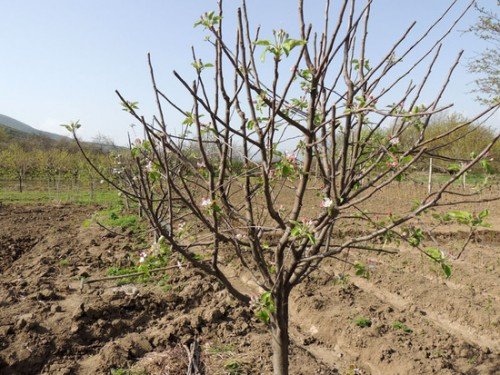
[270,291,290,375]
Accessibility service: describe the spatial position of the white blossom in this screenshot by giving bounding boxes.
[320,197,334,209]
[139,251,148,263]
[201,197,212,207]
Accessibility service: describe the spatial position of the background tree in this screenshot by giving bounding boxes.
[400,111,499,172]
[467,1,499,103]
[1,144,32,192]
[71,1,499,374]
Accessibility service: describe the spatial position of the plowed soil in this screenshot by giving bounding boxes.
[0,202,499,374]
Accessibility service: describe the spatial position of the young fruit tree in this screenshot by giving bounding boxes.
[69,0,499,373]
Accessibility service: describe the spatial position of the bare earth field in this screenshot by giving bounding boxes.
[0,188,499,374]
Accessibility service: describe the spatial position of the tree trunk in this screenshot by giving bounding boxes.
[18,173,23,193]
[270,292,290,375]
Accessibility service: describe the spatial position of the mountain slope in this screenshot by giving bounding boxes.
[0,114,67,141]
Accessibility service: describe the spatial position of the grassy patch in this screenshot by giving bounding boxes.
[107,242,172,285]
[392,321,413,333]
[224,359,243,374]
[207,343,236,355]
[354,316,372,328]
[91,206,140,230]
[0,188,120,205]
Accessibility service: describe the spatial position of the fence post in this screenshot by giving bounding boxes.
[461,162,466,189]
[427,158,433,194]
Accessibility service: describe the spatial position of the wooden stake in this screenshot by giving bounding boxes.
[428,158,433,194]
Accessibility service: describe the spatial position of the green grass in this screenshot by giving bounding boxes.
[392,320,413,333]
[354,316,372,328]
[411,171,494,185]
[224,359,243,374]
[106,242,172,285]
[0,188,120,205]
[207,343,236,354]
[90,206,139,229]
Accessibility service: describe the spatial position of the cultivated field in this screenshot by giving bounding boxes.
[0,181,499,374]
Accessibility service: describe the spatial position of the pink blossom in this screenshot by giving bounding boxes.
[301,217,314,228]
[285,153,297,164]
[197,161,205,168]
[134,138,142,146]
[387,161,398,168]
[389,137,400,145]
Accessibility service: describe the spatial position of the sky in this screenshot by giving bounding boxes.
[0,0,498,145]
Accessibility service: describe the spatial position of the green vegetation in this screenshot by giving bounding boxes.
[207,343,236,354]
[333,274,350,287]
[424,247,452,279]
[254,292,276,324]
[0,188,119,205]
[109,369,146,375]
[107,240,172,285]
[354,317,372,328]
[0,119,121,203]
[224,359,243,374]
[92,206,140,230]
[392,321,413,334]
[354,262,370,279]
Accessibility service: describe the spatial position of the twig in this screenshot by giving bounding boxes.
[80,264,181,288]
[455,229,474,260]
[185,339,203,375]
[95,220,129,238]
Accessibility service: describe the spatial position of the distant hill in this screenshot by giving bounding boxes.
[0,114,121,153]
[0,114,68,141]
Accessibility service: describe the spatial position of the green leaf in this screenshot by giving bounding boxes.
[481,159,494,174]
[254,40,271,46]
[478,209,489,220]
[354,262,369,279]
[182,112,195,126]
[306,233,316,244]
[425,247,442,261]
[282,39,306,56]
[447,163,461,174]
[148,170,161,183]
[131,147,141,158]
[60,120,81,133]
[194,11,222,29]
[121,101,139,113]
[448,210,473,225]
[260,49,268,62]
[290,225,301,237]
[256,310,270,324]
[441,263,452,278]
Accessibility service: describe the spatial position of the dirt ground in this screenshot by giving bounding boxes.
[0,198,499,374]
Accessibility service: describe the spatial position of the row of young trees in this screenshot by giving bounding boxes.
[0,141,114,193]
